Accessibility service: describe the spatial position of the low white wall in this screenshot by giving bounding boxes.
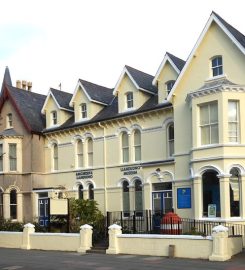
[117,234,213,259]
[228,236,243,257]
[30,233,80,251]
[0,232,22,248]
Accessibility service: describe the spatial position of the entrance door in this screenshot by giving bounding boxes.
[38,198,50,226]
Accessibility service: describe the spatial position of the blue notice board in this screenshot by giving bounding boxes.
[177,188,191,209]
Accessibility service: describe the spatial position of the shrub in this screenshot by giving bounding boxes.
[0,218,23,231]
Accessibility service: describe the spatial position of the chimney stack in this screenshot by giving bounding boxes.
[22,80,27,90]
[16,80,21,89]
[27,82,32,91]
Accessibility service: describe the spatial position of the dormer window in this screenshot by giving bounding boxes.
[80,103,87,119]
[7,113,13,129]
[211,56,223,77]
[126,92,133,109]
[166,80,175,94]
[51,111,57,126]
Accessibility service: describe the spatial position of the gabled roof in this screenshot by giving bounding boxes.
[153,52,185,86]
[41,88,73,114]
[113,65,157,95]
[168,11,245,101]
[1,85,46,133]
[69,79,113,107]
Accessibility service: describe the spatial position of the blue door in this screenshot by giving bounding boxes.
[39,198,50,227]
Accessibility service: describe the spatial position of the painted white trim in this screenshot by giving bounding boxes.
[167,13,245,102]
[41,90,73,114]
[69,81,108,107]
[117,234,212,240]
[153,54,181,86]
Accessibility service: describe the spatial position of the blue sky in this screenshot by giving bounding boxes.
[0,0,245,95]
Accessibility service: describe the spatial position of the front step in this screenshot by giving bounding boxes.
[86,246,107,254]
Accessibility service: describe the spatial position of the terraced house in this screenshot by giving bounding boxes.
[0,11,245,226]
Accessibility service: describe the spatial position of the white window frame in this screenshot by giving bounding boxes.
[80,103,87,119]
[167,123,174,158]
[126,92,134,109]
[6,113,13,129]
[134,130,141,162]
[228,100,239,143]
[166,80,175,95]
[51,111,57,126]
[121,132,129,163]
[76,139,83,168]
[211,56,223,77]
[9,143,17,171]
[87,138,93,167]
[200,102,219,146]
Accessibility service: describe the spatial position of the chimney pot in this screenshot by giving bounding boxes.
[16,80,21,89]
[27,82,32,91]
[22,80,27,90]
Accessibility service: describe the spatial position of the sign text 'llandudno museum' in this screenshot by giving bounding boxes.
[0,11,245,225]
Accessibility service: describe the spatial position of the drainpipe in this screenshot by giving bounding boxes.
[99,122,107,214]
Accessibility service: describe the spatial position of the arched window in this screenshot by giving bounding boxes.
[202,171,220,217]
[126,92,133,109]
[78,184,84,200]
[135,179,143,216]
[87,138,93,167]
[88,183,94,200]
[122,132,129,163]
[211,56,223,77]
[0,190,3,218]
[134,130,141,161]
[77,140,83,168]
[53,143,58,171]
[229,168,240,217]
[122,181,130,217]
[167,123,174,157]
[10,189,17,220]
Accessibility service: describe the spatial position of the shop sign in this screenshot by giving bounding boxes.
[208,204,216,218]
[76,170,93,179]
[177,188,191,209]
[120,166,141,176]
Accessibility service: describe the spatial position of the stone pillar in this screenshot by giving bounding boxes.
[77,224,93,253]
[209,225,230,261]
[193,176,202,219]
[219,175,230,219]
[17,193,23,222]
[106,224,122,255]
[31,192,38,222]
[3,192,10,219]
[21,223,35,250]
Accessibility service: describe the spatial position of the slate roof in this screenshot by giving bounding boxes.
[79,79,114,105]
[6,85,46,133]
[166,52,185,71]
[125,65,158,94]
[213,11,245,50]
[50,88,73,111]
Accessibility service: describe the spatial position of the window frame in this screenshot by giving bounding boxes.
[126,92,134,109]
[133,129,141,162]
[53,143,58,171]
[7,113,13,129]
[121,131,129,163]
[167,123,174,158]
[76,139,83,168]
[199,102,219,146]
[10,189,17,220]
[87,138,93,167]
[166,80,175,94]
[211,56,223,77]
[80,103,87,119]
[228,100,239,143]
[51,111,57,126]
[9,143,17,171]
[0,189,3,218]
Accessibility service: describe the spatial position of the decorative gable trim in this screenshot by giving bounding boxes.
[41,90,73,114]
[152,54,181,86]
[69,81,108,107]
[113,66,154,96]
[167,12,245,102]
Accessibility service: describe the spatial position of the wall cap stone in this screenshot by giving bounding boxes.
[212,225,228,233]
[109,224,122,230]
[80,224,93,230]
[24,223,35,228]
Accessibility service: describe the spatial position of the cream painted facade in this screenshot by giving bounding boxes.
[1,12,245,225]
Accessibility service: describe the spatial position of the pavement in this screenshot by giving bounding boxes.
[0,248,244,270]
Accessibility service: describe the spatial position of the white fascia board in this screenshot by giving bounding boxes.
[69,81,81,107]
[167,13,245,102]
[153,54,180,86]
[41,90,57,114]
[113,67,139,95]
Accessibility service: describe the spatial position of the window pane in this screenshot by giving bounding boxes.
[200,106,209,125]
[211,124,219,144]
[210,103,218,123]
[123,148,129,163]
[230,168,240,217]
[122,132,128,147]
[87,139,93,167]
[0,145,3,171]
[201,126,210,145]
[78,185,83,199]
[88,184,94,200]
[135,146,141,161]
[9,144,17,171]
[228,101,237,121]
[168,125,174,140]
[134,130,140,145]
